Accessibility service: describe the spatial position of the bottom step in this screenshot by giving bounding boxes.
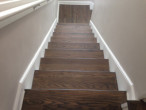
[22,90,126,110]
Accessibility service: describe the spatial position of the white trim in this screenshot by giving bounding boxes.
[121,102,129,110]
[57,2,59,22]
[90,20,133,85]
[57,1,94,22]
[12,18,58,110]
[90,20,136,100]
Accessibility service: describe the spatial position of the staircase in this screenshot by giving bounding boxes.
[22,23,127,110]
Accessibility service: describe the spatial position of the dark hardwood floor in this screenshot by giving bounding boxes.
[128,101,146,110]
[59,5,92,23]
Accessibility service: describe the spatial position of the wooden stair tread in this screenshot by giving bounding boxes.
[41,58,108,64]
[53,33,94,38]
[54,24,92,33]
[22,90,126,110]
[51,37,96,40]
[51,37,96,43]
[45,49,104,59]
[48,42,100,50]
[40,58,109,71]
[32,70,118,90]
[58,23,90,26]
[53,32,94,35]
[127,101,146,110]
[55,30,92,33]
[55,28,91,32]
[56,25,91,30]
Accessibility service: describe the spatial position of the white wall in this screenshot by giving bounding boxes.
[0,0,58,110]
[91,0,146,100]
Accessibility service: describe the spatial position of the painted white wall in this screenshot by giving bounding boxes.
[0,0,58,110]
[91,0,146,100]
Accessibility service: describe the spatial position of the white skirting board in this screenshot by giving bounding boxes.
[90,20,136,100]
[12,18,58,110]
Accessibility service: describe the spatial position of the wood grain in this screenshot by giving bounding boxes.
[32,70,118,90]
[48,42,100,50]
[40,58,109,71]
[51,37,96,43]
[22,90,126,110]
[128,101,146,110]
[53,33,94,38]
[45,49,104,59]
[59,5,92,23]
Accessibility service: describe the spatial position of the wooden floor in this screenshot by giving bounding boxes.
[59,5,92,23]
[128,101,146,110]
[22,23,127,110]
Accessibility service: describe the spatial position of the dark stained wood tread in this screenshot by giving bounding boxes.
[51,37,96,43]
[40,58,109,71]
[53,33,94,38]
[22,90,126,110]
[53,32,94,35]
[128,101,146,110]
[45,49,104,59]
[48,42,100,50]
[32,70,118,90]
[51,36,96,40]
[59,5,91,23]
[55,23,92,33]
[58,23,90,26]
[40,58,108,65]
[55,29,92,33]
[56,25,91,30]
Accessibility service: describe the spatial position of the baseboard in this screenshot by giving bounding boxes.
[12,18,58,110]
[90,20,136,100]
